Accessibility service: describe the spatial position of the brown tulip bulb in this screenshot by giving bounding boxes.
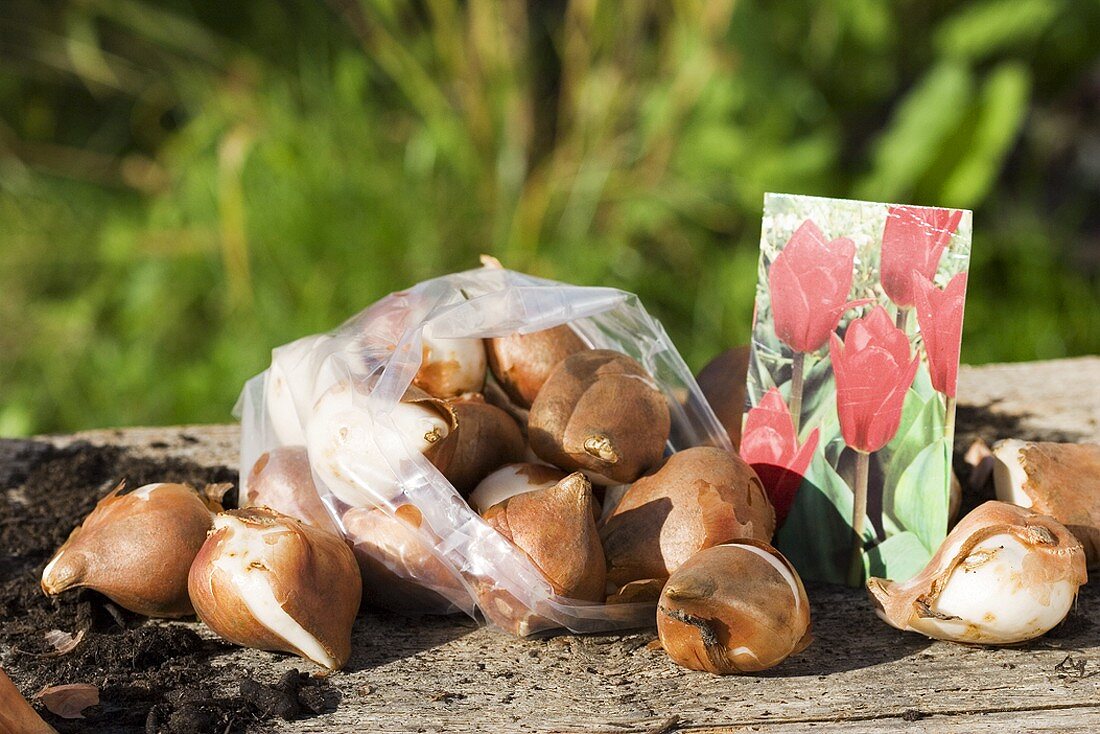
[188,508,361,670]
[342,504,464,615]
[468,463,568,515]
[440,401,526,495]
[695,346,750,448]
[245,446,338,533]
[657,540,811,674]
[868,501,1087,645]
[0,667,58,734]
[528,350,671,485]
[486,324,588,407]
[41,482,218,617]
[600,447,775,592]
[482,472,606,603]
[992,439,1100,567]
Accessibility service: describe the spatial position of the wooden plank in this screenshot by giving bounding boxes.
[12,357,1100,732]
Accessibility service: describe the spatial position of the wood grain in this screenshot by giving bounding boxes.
[12,357,1100,733]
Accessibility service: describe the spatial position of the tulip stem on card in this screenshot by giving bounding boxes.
[789,352,805,435]
[848,450,870,587]
[895,308,908,333]
[945,395,956,441]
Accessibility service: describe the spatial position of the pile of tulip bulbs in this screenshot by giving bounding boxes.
[37,327,1094,684]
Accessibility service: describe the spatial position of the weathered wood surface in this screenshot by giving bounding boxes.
[25,358,1100,732]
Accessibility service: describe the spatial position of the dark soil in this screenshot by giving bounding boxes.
[0,438,334,733]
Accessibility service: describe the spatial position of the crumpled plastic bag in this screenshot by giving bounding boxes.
[236,264,731,635]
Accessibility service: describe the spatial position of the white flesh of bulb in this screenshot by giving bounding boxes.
[468,465,559,513]
[908,532,1076,643]
[266,335,339,446]
[210,515,336,669]
[308,384,451,507]
[992,439,1034,509]
[421,334,486,395]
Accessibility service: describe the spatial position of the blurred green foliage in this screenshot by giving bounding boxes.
[1,0,1098,436]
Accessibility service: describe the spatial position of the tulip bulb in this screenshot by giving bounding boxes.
[694,346,750,449]
[486,324,588,407]
[42,482,218,618]
[439,401,525,495]
[600,447,775,593]
[528,350,671,485]
[265,334,344,447]
[245,446,338,533]
[188,508,361,670]
[342,504,464,614]
[413,334,487,398]
[468,463,568,515]
[867,501,1087,644]
[1,667,57,734]
[482,472,606,603]
[657,540,811,674]
[992,439,1100,567]
[307,382,457,507]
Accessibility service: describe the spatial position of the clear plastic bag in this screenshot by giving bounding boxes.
[236,265,731,635]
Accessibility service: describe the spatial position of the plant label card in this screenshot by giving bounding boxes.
[741,193,972,586]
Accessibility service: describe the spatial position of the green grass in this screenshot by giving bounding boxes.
[1,0,1098,436]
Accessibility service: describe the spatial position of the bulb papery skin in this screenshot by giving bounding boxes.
[482,472,606,604]
[528,350,671,485]
[867,501,1087,645]
[656,540,811,674]
[342,505,464,615]
[991,439,1100,567]
[41,482,216,618]
[600,447,775,591]
[486,324,588,408]
[187,508,361,670]
[307,382,456,507]
[414,335,487,398]
[694,346,750,449]
[245,446,339,533]
[440,401,525,495]
[468,463,567,514]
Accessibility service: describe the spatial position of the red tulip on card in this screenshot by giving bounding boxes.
[831,305,920,586]
[830,305,919,455]
[912,273,968,398]
[769,220,860,353]
[880,206,963,309]
[740,388,820,527]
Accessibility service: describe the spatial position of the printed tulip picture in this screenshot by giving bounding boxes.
[744,193,972,586]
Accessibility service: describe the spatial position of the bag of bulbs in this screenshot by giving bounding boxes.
[236,262,738,635]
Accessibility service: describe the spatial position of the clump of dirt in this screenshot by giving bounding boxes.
[0,438,333,733]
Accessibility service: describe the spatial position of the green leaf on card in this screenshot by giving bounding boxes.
[865,531,933,582]
[883,390,946,522]
[776,451,874,585]
[892,438,951,554]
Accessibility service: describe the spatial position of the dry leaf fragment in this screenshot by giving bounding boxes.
[43,628,85,657]
[34,683,99,719]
